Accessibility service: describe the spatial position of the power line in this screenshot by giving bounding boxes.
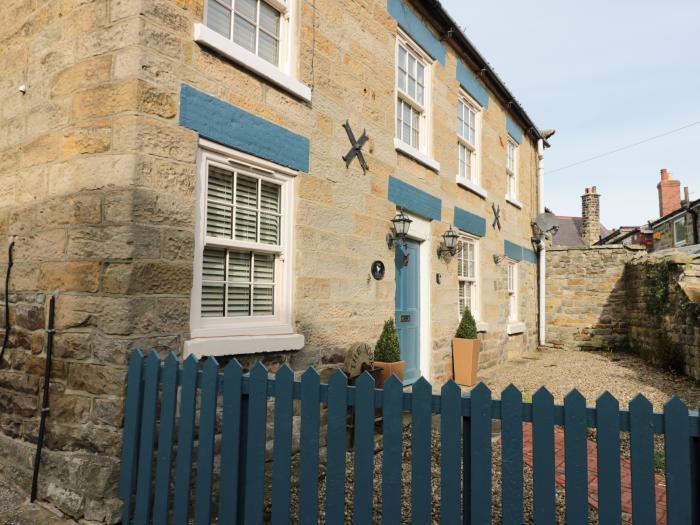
[548,120,700,174]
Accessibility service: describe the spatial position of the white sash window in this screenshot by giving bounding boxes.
[191,142,296,339]
[457,237,479,320]
[457,95,480,185]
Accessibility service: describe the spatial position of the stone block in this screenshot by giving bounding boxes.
[38,260,101,292]
[51,394,91,423]
[53,332,92,360]
[60,120,112,158]
[71,79,176,119]
[51,55,112,97]
[66,225,161,259]
[67,363,126,396]
[103,261,192,294]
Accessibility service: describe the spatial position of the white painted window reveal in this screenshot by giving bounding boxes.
[506,138,518,200]
[191,143,297,342]
[458,237,479,321]
[507,261,518,322]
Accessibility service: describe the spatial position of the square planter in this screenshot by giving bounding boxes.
[452,338,480,386]
[373,360,405,388]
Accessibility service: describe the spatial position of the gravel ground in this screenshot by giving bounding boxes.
[272,349,699,523]
[0,480,22,516]
[476,348,700,410]
[276,425,599,524]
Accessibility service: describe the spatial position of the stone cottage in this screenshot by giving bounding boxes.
[0,0,549,519]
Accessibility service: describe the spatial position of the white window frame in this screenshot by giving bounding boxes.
[673,217,687,246]
[507,260,518,322]
[190,139,297,341]
[505,138,522,208]
[457,235,480,322]
[393,30,440,172]
[456,92,485,197]
[195,0,311,101]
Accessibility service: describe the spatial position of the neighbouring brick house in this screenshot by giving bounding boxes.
[1,0,549,519]
[650,169,699,250]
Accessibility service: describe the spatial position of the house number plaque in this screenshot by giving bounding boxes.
[400,314,411,322]
[371,260,385,280]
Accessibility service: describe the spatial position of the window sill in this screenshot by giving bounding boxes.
[185,333,305,358]
[507,322,526,335]
[505,195,523,209]
[457,179,488,199]
[476,321,489,333]
[193,23,312,103]
[394,139,440,172]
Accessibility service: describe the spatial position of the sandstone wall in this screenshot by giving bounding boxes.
[1,0,542,519]
[546,245,700,380]
[0,0,189,520]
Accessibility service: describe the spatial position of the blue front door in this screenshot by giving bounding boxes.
[395,239,420,384]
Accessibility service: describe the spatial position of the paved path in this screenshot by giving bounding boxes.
[519,423,668,524]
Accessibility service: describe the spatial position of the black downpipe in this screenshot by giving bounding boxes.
[30,289,59,503]
[0,240,15,368]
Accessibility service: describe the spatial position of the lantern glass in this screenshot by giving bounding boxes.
[443,226,458,251]
[392,210,412,238]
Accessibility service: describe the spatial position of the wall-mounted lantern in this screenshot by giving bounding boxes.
[386,208,412,250]
[437,224,461,259]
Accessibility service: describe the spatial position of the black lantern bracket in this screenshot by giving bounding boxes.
[437,224,463,260]
[386,208,412,250]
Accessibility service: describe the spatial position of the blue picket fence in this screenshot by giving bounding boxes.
[119,350,700,524]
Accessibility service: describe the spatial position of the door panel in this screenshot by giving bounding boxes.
[395,239,420,384]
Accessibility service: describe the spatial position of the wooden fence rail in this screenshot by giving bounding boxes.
[119,351,700,524]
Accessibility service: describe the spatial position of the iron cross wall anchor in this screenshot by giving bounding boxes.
[342,120,369,174]
[492,202,502,230]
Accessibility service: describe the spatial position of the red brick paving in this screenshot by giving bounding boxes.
[514,424,668,524]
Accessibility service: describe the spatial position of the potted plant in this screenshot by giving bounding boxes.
[453,307,480,386]
[373,319,404,388]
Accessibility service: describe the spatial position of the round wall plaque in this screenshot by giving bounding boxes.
[371,260,385,280]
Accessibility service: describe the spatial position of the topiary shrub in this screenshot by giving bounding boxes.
[374,319,401,362]
[455,307,478,339]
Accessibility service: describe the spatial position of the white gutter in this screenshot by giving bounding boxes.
[537,138,546,347]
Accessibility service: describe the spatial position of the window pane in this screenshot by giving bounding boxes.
[396,99,402,139]
[234,0,256,20]
[457,244,464,276]
[207,0,232,38]
[236,174,258,207]
[260,181,280,212]
[411,108,419,147]
[458,281,465,314]
[259,1,280,35]
[233,14,256,52]
[260,213,279,244]
[202,284,225,317]
[227,286,251,316]
[235,208,258,240]
[228,250,251,282]
[207,201,232,237]
[253,285,274,315]
[416,62,424,105]
[254,253,275,283]
[258,31,279,64]
[209,167,234,203]
[398,67,406,92]
[203,248,226,281]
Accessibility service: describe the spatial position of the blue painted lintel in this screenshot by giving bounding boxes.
[387,0,446,64]
[388,177,441,221]
[457,61,489,109]
[504,240,536,263]
[506,114,523,144]
[454,207,486,237]
[179,84,310,172]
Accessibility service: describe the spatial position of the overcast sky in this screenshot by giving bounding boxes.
[441,0,700,228]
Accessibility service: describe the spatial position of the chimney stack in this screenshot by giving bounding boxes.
[657,168,681,216]
[581,186,600,246]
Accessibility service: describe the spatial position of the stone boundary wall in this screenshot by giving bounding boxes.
[546,245,700,380]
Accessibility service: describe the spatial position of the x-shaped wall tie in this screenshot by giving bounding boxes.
[492,202,502,230]
[342,120,369,174]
